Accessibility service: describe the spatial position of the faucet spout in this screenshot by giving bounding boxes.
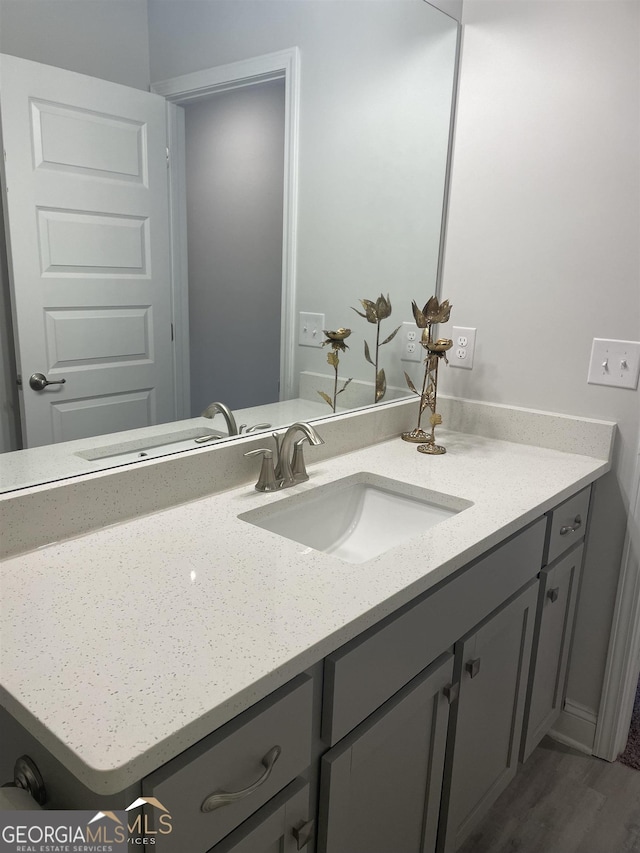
[278,422,324,486]
[200,401,239,436]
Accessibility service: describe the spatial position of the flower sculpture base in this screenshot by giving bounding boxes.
[401,427,432,444]
[417,439,446,455]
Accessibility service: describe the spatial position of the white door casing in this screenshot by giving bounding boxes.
[0,54,176,448]
[152,48,300,402]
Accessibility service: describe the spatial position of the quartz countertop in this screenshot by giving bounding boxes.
[0,428,610,794]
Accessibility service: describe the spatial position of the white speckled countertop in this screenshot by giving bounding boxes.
[0,421,611,795]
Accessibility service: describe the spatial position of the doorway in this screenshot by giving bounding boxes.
[154,47,301,417]
[183,78,285,415]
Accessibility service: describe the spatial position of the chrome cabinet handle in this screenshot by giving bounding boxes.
[29,372,66,391]
[292,819,315,849]
[443,682,459,704]
[465,658,481,679]
[560,515,582,536]
[547,587,560,603]
[200,745,281,813]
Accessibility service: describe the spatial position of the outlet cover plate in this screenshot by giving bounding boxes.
[588,338,640,389]
[450,326,476,370]
[401,321,422,362]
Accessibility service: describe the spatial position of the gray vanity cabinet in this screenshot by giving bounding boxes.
[317,653,454,853]
[520,541,584,761]
[438,580,539,853]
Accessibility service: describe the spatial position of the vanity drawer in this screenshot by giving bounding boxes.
[142,673,313,853]
[322,518,546,746]
[544,486,591,565]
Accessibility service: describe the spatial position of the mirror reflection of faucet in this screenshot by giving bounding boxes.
[238,423,272,434]
[197,401,239,439]
[245,422,324,492]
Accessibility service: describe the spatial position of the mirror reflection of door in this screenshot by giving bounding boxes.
[183,78,285,416]
[0,54,177,449]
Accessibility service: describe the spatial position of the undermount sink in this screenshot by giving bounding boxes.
[239,472,473,564]
[75,427,226,466]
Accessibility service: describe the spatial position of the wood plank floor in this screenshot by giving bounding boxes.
[457,738,640,853]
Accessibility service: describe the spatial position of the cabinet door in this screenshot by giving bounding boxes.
[213,778,312,853]
[318,652,454,853]
[520,543,584,761]
[439,581,538,853]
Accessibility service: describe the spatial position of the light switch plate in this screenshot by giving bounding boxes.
[298,312,325,347]
[587,338,640,389]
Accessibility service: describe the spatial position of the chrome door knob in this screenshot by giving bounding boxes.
[29,372,66,391]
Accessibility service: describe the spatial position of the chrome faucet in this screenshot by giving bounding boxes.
[278,422,325,486]
[198,401,239,437]
[244,422,324,492]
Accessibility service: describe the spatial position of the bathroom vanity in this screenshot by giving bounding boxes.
[0,399,614,852]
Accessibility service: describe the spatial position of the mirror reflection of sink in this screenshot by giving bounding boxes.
[239,472,473,564]
[75,427,226,465]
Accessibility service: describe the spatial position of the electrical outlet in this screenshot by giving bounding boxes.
[401,321,422,362]
[450,326,476,369]
[298,312,325,347]
[587,338,640,389]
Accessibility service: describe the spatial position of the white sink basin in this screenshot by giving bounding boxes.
[239,472,472,563]
[75,427,226,466]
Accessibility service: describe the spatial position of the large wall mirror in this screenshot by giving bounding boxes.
[0,0,460,493]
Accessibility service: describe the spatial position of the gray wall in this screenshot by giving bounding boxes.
[441,0,640,720]
[0,0,151,90]
[184,80,285,414]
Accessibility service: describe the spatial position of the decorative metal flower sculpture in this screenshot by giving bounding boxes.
[352,294,401,403]
[402,296,453,454]
[318,329,352,412]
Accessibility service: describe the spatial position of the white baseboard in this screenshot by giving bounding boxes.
[548,699,597,755]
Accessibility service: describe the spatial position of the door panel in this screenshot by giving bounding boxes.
[440,581,538,853]
[319,653,453,853]
[0,53,175,447]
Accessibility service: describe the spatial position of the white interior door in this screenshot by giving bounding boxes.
[0,54,176,448]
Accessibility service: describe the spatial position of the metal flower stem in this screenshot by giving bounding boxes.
[427,351,438,443]
[331,360,339,412]
[415,324,433,432]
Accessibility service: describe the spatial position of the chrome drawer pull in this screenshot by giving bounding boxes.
[560,515,582,536]
[200,745,281,813]
[547,587,560,603]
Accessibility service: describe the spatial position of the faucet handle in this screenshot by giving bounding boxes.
[244,448,279,492]
[291,438,310,483]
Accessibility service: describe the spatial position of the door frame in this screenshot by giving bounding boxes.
[593,442,640,760]
[152,47,301,409]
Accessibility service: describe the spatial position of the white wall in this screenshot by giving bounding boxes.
[0,0,151,90]
[184,80,285,414]
[441,0,640,721]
